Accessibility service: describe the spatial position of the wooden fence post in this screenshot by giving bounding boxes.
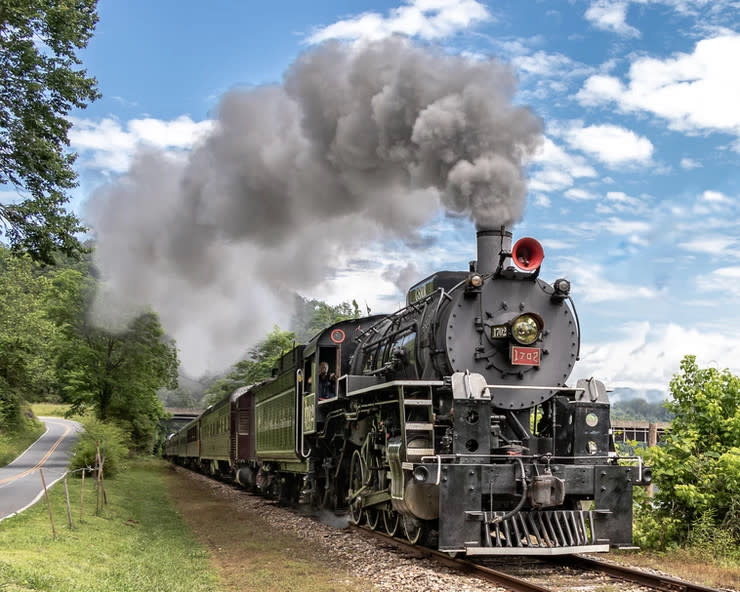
[95,442,102,515]
[80,469,85,522]
[39,469,56,539]
[63,476,73,528]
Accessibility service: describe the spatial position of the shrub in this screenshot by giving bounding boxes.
[687,509,739,561]
[70,418,129,478]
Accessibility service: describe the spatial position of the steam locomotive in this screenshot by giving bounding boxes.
[165,227,651,555]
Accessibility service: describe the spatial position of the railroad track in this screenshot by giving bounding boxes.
[349,524,728,592]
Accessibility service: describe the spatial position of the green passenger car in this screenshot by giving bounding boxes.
[199,397,231,468]
[254,349,307,473]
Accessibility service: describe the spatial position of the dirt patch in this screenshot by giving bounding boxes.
[165,466,368,592]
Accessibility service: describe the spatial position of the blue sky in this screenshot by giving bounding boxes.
[66,0,740,391]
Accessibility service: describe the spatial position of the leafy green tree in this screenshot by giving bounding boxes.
[204,326,295,406]
[0,0,100,263]
[635,355,740,549]
[0,248,57,426]
[69,417,129,477]
[291,296,360,342]
[202,297,362,406]
[47,269,178,450]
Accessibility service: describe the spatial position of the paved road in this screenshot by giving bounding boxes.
[0,417,82,522]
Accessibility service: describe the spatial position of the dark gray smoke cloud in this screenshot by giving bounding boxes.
[87,38,542,376]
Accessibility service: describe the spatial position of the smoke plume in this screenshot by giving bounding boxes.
[87,38,543,376]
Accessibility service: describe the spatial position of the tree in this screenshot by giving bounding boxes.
[0,247,57,427]
[0,0,100,263]
[203,326,295,406]
[635,355,740,550]
[202,297,363,406]
[48,269,179,450]
[291,295,361,342]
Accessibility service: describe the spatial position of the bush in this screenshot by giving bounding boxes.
[632,356,740,552]
[70,418,129,478]
[687,509,740,562]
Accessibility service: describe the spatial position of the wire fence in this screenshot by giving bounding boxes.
[34,441,107,538]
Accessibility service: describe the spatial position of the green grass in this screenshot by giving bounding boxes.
[0,458,223,592]
[0,415,44,467]
[29,403,84,419]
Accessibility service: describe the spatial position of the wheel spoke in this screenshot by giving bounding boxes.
[348,450,365,525]
[367,508,380,530]
[403,515,424,544]
[383,509,400,536]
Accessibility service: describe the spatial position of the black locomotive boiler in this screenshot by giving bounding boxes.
[165,227,651,555]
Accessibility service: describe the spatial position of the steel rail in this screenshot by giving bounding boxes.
[348,524,555,592]
[547,555,726,592]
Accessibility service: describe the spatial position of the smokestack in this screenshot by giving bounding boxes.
[476,227,511,274]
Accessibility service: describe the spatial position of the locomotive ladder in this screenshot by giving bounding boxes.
[401,385,435,461]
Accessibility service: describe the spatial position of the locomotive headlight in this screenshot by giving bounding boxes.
[464,272,484,297]
[511,314,541,345]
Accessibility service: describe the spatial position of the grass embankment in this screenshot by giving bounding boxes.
[0,458,221,592]
[0,408,44,467]
[167,468,371,592]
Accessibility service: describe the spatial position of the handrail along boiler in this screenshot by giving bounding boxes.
[165,227,651,555]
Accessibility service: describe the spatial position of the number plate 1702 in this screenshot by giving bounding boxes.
[511,346,541,366]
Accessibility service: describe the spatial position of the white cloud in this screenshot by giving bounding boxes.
[697,265,740,298]
[564,123,654,166]
[532,193,552,208]
[529,169,574,192]
[564,188,598,201]
[585,1,640,37]
[701,190,731,203]
[576,34,740,145]
[601,216,651,236]
[512,51,594,78]
[680,157,702,170]
[606,191,638,204]
[573,321,740,391]
[595,190,646,214]
[541,238,575,250]
[679,236,736,255]
[529,136,598,193]
[532,137,598,176]
[307,0,491,43]
[69,116,215,173]
[558,258,658,303]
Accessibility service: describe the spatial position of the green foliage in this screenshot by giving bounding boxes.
[69,417,129,477]
[637,355,740,549]
[47,268,179,451]
[0,249,58,426]
[0,402,44,466]
[203,326,295,405]
[687,508,740,562]
[202,297,362,407]
[159,373,208,408]
[291,295,360,342]
[0,245,179,455]
[0,0,100,263]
